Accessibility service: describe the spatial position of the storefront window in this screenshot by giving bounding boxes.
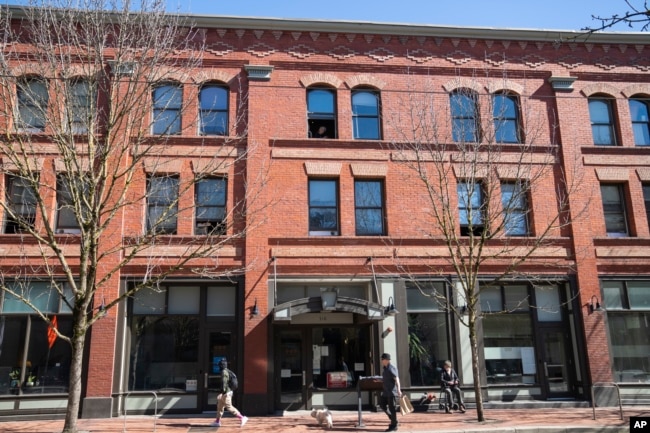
[481,284,534,385]
[601,280,650,383]
[406,282,449,387]
[311,327,368,389]
[0,282,72,395]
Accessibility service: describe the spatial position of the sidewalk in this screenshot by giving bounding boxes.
[0,406,645,433]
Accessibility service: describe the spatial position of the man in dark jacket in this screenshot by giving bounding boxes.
[210,358,248,427]
[380,353,401,432]
[440,360,465,413]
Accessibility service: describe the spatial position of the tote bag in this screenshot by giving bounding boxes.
[399,395,414,415]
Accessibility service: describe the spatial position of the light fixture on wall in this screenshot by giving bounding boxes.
[589,295,603,313]
[321,288,338,311]
[251,298,260,316]
[385,296,399,316]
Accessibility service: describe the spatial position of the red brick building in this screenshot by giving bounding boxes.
[0,8,649,419]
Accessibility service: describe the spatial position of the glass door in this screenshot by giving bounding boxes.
[275,330,307,410]
[538,328,573,398]
[201,331,234,412]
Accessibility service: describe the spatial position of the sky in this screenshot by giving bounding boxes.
[164,0,644,32]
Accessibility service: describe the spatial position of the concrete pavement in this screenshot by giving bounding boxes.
[0,406,645,433]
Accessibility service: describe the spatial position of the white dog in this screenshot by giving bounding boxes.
[310,408,333,429]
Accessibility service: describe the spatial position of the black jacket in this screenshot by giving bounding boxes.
[441,368,459,388]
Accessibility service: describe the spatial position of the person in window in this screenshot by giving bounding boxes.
[210,358,248,428]
[441,360,465,413]
[314,126,329,138]
[380,353,401,432]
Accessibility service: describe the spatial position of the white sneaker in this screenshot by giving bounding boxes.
[210,420,221,427]
[240,416,248,427]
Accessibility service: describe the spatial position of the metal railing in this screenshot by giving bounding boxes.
[591,382,623,421]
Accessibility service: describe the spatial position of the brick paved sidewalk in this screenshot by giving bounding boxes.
[0,406,645,433]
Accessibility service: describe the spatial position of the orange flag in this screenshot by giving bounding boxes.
[47,316,58,349]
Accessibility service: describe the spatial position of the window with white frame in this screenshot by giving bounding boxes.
[152,83,182,135]
[4,174,37,234]
[16,77,48,132]
[146,176,179,235]
[195,177,227,235]
[600,184,629,237]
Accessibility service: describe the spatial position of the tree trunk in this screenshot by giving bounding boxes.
[468,311,485,422]
[62,309,88,433]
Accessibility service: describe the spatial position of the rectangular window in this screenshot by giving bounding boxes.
[589,98,617,146]
[69,80,95,134]
[643,184,650,226]
[501,182,529,236]
[311,327,369,389]
[354,180,385,235]
[0,281,73,395]
[56,175,90,233]
[195,178,227,235]
[352,90,380,139]
[152,84,182,135]
[600,184,628,237]
[4,175,37,233]
[308,179,339,236]
[17,77,48,132]
[147,176,179,235]
[458,181,484,236]
[406,282,449,387]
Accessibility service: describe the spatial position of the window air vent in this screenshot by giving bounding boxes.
[244,65,274,81]
[107,61,136,76]
[548,76,577,91]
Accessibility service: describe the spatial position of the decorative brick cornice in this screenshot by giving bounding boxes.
[304,161,342,176]
[595,167,630,181]
[350,163,387,178]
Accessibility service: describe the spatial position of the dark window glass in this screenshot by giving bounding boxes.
[600,184,628,236]
[17,78,48,132]
[308,179,338,235]
[199,85,228,135]
[643,184,650,226]
[5,175,37,233]
[69,80,95,134]
[501,182,529,236]
[589,98,617,146]
[451,91,479,142]
[56,175,91,232]
[630,98,650,146]
[493,94,520,143]
[195,178,227,235]
[354,180,384,235]
[147,176,179,234]
[311,327,369,389]
[352,90,380,139]
[458,182,484,236]
[152,84,182,135]
[307,88,336,138]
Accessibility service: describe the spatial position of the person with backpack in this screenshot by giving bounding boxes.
[211,358,248,427]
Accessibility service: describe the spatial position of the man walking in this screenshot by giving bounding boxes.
[211,358,248,428]
[380,353,401,432]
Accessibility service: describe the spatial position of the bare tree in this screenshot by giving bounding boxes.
[0,1,267,432]
[584,0,650,32]
[385,73,586,422]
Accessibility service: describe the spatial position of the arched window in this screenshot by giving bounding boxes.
[588,96,618,146]
[16,77,48,132]
[152,83,182,135]
[307,88,336,138]
[629,97,650,146]
[493,93,520,143]
[199,84,228,136]
[351,89,380,140]
[450,90,479,142]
